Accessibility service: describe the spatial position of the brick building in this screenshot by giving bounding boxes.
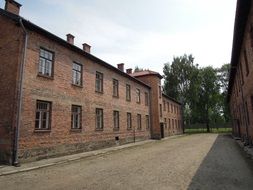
[228,0,253,144]
[0,0,182,165]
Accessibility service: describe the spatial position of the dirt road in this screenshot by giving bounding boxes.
[1,134,253,190]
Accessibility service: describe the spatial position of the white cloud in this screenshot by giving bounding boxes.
[13,0,237,74]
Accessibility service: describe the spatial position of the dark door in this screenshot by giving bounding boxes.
[160,123,164,138]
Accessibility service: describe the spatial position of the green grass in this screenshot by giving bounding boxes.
[184,128,232,134]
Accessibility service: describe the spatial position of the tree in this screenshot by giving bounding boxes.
[134,66,144,72]
[217,63,231,122]
[163,54,199,125]
[163,55,230,131]
[197,67,220,132]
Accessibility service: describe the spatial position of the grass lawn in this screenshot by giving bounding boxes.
[184,128,232,134]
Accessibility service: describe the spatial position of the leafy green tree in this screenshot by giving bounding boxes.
[197,66,220,132]
[163,56,230,131]
[217,63,231,122]
[163,54,199,125]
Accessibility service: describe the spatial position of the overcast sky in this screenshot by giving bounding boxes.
[1,0,237,74]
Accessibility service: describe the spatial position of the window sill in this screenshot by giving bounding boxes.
[126,99,131,102]
[95,91,104,94]
[71,83,83,88]
[127,128,132,131]
[70,128,82,132]
[113,95,119,98]
[37,73,54,80]
[113,128,119,131]
[34,129,51,133]
[95,128,103,132]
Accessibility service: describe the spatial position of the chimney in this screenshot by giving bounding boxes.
[66,34,75,45]
[126,68,132,74]
[117,63,124,72]
[82,43,91,53]
[5,0,22,15]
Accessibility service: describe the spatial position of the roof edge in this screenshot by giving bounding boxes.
[0,8,151,89]
[162,93,182,105]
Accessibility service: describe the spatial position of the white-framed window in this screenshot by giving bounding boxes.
[137,114,141,130]
[95,72,103,92]
[72,62,82,86]
[35,100,51,130]
[136,88,141,103]
[126,84,131,101]
[113,111,119,130]
[96,108,103,130]
[146,115,149,129]
[39,48,54,77]
[113,79,119,97]
[145,92,149,106]
[127,112,132,129]
[71,105,82,129]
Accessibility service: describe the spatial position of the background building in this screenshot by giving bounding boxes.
[228,0,253,144]
[0,0,183,165]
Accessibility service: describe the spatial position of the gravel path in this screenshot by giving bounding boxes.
[0,134,253,190]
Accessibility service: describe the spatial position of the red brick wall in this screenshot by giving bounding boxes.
[0,15,23,164]
[162,96,183,137]
[17,30,150,162]
[133,75,162,139]
[230,0,253,143]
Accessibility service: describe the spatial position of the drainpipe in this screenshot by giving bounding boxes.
[13,18,28,166]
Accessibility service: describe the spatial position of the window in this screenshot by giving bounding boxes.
[159,86,162,98]
[39,48,54,77]
[171,104,173,113]
[244,49,249,76]
[95,72,103,93]
[163,101,166,111]
[160,104,162,117]
[136,89,141,103]
[145,92,149,106]
[164,118,167,128]
[96,108,103,130]
[71,105,81,129]
[167,103,170,112]
[35,100,51,130]
[146,115,149,129]
[113,79,119,97]
[126,84,131,101]
[168,118,171,129]
[137,114,142,130]
[72,62,82,86]
[113,111,119,130]
[127,112,132,129]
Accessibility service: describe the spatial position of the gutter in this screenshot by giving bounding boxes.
[13,18,28,166]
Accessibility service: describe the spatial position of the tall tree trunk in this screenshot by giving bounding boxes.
[206,107,210,133]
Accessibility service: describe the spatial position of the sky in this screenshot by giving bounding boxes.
[1,0,237,74]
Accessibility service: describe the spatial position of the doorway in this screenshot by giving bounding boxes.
[160,123,164,138]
